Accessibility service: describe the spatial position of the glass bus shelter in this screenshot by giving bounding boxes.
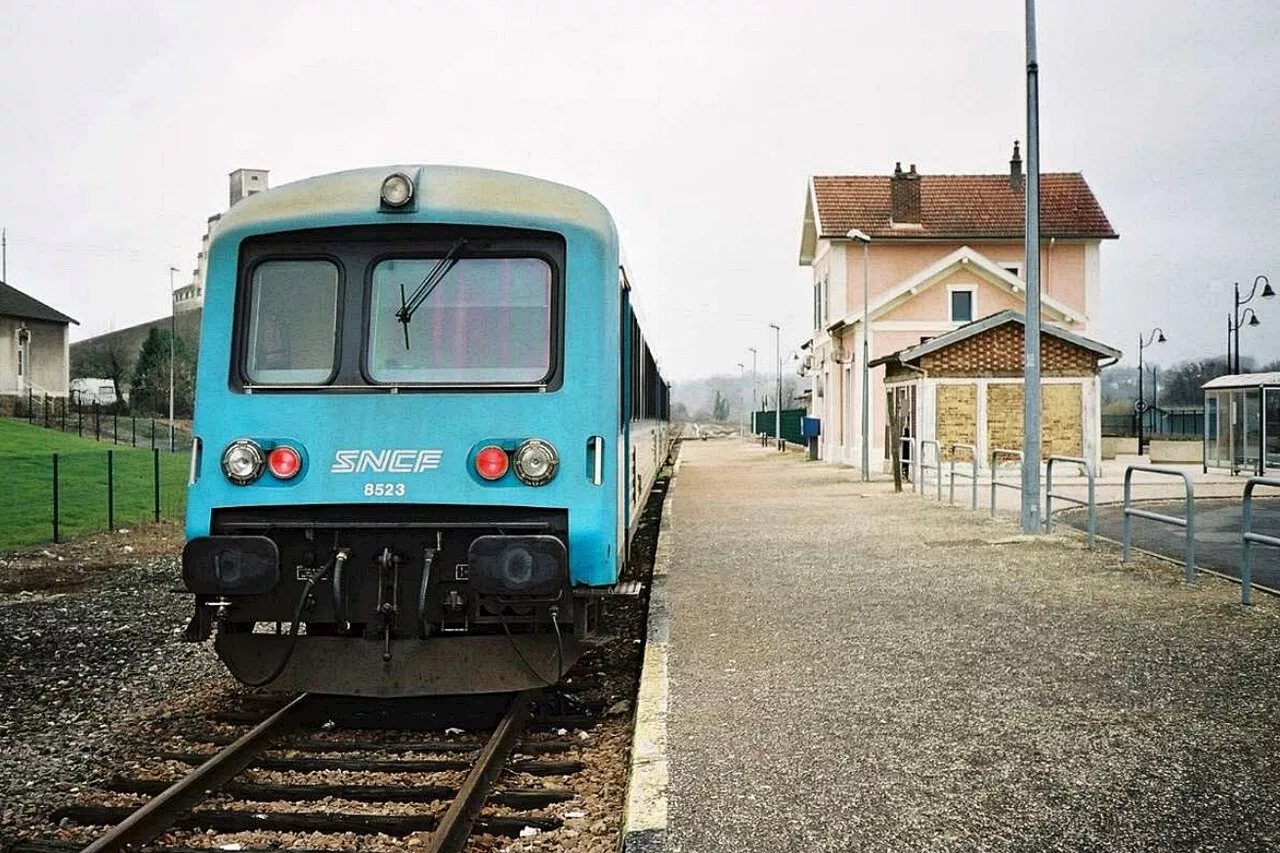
[1202,372,1280,474]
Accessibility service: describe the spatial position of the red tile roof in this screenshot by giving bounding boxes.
[811,173,1117,240]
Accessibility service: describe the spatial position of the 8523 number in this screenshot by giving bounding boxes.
[363,482,406,497]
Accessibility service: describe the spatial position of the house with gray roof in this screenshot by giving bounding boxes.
[0,281,78,415]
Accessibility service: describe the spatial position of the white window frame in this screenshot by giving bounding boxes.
[947,284,977,323]
[998,261,1023,279]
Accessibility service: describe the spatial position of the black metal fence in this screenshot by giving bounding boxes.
[11,389,192,452]
[0,448,190,550]
[1102,407,1204,439]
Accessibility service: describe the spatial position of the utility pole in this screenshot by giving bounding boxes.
[1021,0,1043,535]
[748,347,758,435]
[2,228,7,281]
[168,266,179,452]
[770,324,782,450]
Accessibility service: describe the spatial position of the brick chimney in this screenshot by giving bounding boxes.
[890,162,921,225]
[1009,141,1024,191]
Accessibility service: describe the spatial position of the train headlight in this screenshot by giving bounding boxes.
[221,439,265,485]
[380,172,414,208]
[512,439,558,487]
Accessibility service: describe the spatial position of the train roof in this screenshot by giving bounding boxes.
[213,165,617,243]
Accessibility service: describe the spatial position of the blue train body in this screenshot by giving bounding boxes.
[181,166,671,696]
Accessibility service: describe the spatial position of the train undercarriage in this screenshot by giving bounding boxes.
[182,504,610,696]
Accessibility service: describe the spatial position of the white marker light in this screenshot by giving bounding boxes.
[513,439,559,487]
[221,439,266,485]
[380,172,414,208]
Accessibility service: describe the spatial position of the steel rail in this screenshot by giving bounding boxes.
[77,693,318,853]
[424,690,536,853]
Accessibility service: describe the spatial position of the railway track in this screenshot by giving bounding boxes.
[7,690,589,853]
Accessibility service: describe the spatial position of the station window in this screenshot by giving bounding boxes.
[244,259,339,384]
[367,257,553,385]
[949,287,975,323]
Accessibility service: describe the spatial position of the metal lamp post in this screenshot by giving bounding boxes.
[1228,309,1260,373]
[769,323,782,450]
[737,362,746,436]
[1232,275,1273,374]
[1021,0,1044,534]
[168,265,179,452]
[847,228,872,481]
[748,347,758,435]
[1136,327,1166,453]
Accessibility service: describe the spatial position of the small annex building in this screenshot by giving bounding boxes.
[871,309,1120,470]
[0,280,79,415]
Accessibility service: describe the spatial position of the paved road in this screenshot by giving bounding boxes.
[1061,498,1280,591]
[666,441,1280,853]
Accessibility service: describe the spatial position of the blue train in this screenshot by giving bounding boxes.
[181,166,672,696]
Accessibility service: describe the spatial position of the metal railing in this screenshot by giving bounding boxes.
[918,439,942,501]
[1122,465,1196,583]
[948,444,978,510]
[899,436,917,493]
[1240,477,1280,605]
[1045,455,1096,549]
[989,448,1023,516]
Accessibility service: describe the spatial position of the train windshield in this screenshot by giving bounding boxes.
[245,259,340,384]
[368,257,552,385]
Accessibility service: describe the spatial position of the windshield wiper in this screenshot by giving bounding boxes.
[395,238,468,349]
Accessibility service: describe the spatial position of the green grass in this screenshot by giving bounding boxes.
[0,419,190,550]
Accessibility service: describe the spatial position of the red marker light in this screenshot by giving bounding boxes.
[267,445,302,480]
[475,445,509,481]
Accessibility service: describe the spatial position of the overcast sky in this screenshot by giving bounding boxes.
[2,0,1277,380]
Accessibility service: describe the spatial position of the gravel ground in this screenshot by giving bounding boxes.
[0,471,667,853]
[0,523,235,836]
[667,440,1280,853]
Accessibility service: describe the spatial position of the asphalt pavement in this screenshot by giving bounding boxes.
[1062,498,1280,591]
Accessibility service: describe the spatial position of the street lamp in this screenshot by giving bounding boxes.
[769,323,782,451]
[737,362,746,436]
[1137,326,1166,453]
[168,265,180,452]
[847,228,872,482]
[747,347,758,435]
[1228,309,1261,373]
[1232,275,1274,374]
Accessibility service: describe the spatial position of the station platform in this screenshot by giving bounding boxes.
[644,439,1280,852]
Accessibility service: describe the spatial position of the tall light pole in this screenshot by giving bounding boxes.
[1021,0,1043,534]
[847,228,872,481]
[1232,275,1273,374]
[737,362,746,436]
[168,265,179,452]
[1136,327,1166,453]
[748,347,758,435]
[770,324,782,450]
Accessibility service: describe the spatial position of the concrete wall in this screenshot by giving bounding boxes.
[1149,439,1201,464]
[70,309,202,382]
[1102,436,1138,458]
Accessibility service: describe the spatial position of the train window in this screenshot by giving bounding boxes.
[245,259,339,385]
[368,257,553,385]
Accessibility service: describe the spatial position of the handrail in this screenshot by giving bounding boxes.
[899,436,918,493]
[989,448,1023,516]
[1122,465,1195,583]
[948,443,978,510]
[1045,455,1096,549]
[919,439,942,501]
[1240,477,1280,605]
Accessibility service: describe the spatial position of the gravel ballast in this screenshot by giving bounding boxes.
[0,524,233,834]
[666,441,1280,853]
